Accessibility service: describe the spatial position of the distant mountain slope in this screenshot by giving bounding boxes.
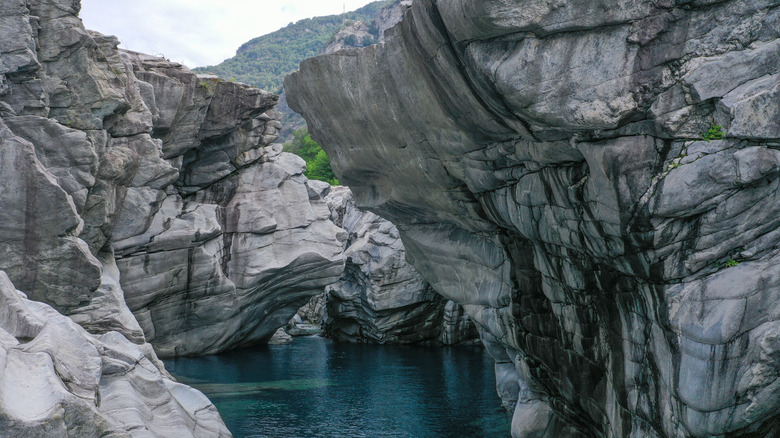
[194,0,396,95]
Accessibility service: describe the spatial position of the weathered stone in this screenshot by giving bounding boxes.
[321,186,476,345]
[286,0,780,436]
[0,0,355,434]
[267,327,294,345]
[113,151,346,357]
[109,134,178,189]
[4,114,97,210]
[0,116,101,311]
[0,270,230,437]
[105,73,345,356]
[716,74,780,139]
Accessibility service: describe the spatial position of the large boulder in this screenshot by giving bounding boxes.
[285,0,780,436]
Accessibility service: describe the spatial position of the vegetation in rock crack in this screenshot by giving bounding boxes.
[724,258,740,268]
[284,128,339,185]
[702,125,726,141]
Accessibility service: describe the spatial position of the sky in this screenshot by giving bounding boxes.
[80,0,377,68]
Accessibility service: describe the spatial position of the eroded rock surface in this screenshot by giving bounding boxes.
[0,0,344,434]
[320,186,476,345]
[286,0,780,436]
[0,0,346,359]
[111,51,346,357]
[0,271,230,437]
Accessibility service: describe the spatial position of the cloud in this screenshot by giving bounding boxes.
[79,0,377,68]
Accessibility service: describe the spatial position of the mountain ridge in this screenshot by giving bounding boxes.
[193,0,397,94]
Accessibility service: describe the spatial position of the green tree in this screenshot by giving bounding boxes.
[367,20,380,36]
[284,129,339,185]
[306,149,338,184]
[343,34,359,47]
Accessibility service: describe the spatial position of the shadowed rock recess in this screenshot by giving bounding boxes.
[286,0,780,437]
[320,186,477,344]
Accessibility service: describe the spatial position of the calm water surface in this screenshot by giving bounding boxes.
[164,336,511,437]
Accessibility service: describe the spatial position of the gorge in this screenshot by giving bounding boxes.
[0,0,779,437]
[0,0,477,435]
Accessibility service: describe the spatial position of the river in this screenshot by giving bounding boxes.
[164,336,511,437]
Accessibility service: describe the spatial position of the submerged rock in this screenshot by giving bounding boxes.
[286,0,780,436]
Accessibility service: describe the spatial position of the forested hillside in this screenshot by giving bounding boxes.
[194,0,394,94]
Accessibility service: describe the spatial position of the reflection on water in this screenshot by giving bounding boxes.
[165,336,511,437]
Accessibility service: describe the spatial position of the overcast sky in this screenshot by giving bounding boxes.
[80,0,376,68]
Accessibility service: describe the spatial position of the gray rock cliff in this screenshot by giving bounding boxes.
[111,52,346,358]
[286,0,780,437]
[0,0,346,361]
[0,0,344,434]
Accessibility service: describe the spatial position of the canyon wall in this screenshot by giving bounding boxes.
[0,0,343,434]
[286,0,780,437]
[111,52,345,357]
[0,0,345,360]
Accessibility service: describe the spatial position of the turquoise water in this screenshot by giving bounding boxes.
[164,336,511,437]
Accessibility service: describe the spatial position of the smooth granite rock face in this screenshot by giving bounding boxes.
[0,0,345,360]
[110,52,346,358]
[0,271,230,437]
[286,0,780,436]
[320,186,477,345]
[0,0,345,434]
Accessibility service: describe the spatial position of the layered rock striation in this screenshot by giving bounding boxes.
[0,0,346,360]
[286,1,780,437]
[0,271,230,437]
[111,52,345,357]
[321,186,476,344]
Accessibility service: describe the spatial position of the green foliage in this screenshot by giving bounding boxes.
[193,0,395,94]
[702,125,726,141]
[724,259,739,268]
[367,20,380,36]
[284,129,339,185]
[361,35,375,47]
[306,149,339,184]
[343,34,359,47]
